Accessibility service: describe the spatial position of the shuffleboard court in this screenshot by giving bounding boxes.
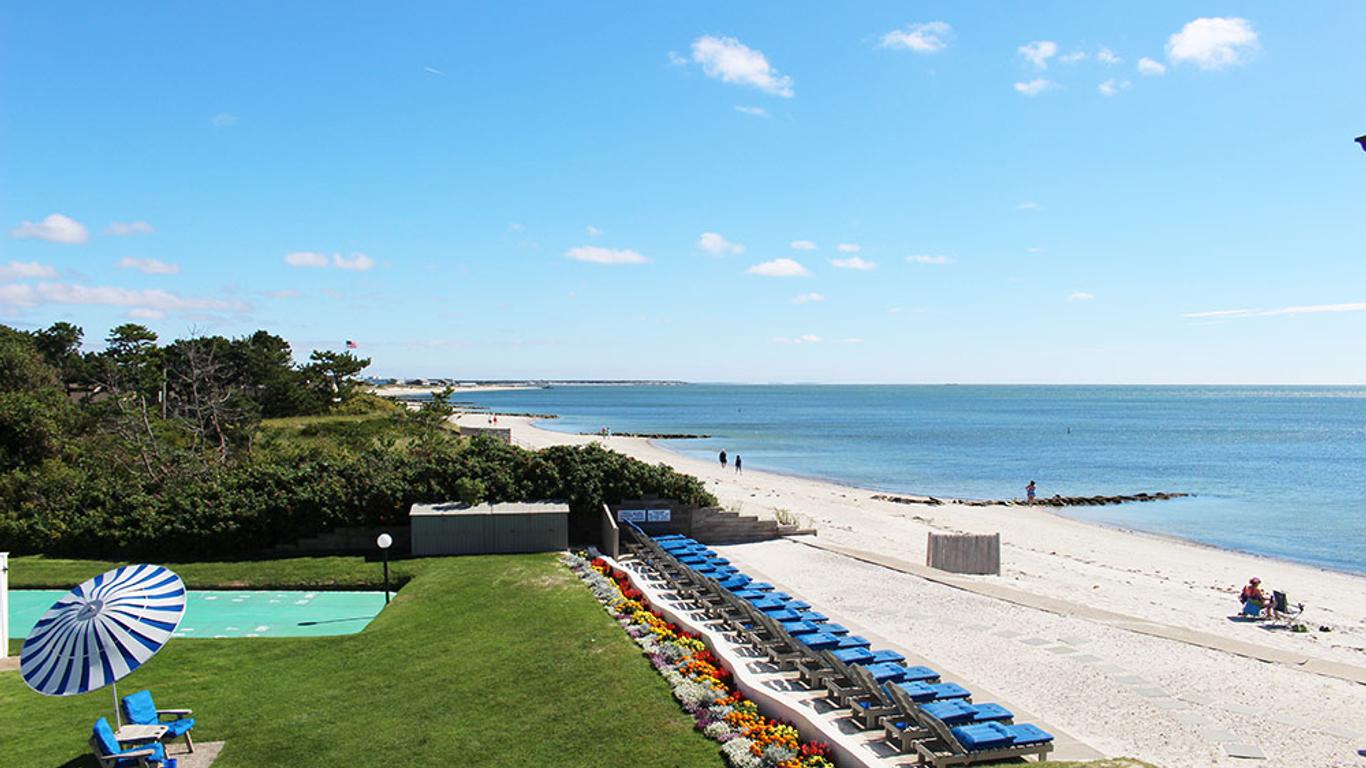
[9,589,387,639]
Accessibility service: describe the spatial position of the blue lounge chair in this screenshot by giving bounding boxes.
[895,680,971,702]
[122,690,196,754]
[90,717,166,768]
[915,719,1054,766]
[882,684,1014,754]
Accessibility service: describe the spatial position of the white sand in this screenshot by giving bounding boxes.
[456,413,1366,766]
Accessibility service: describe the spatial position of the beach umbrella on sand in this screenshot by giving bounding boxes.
[21,564,186,725]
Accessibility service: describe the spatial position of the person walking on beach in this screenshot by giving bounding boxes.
[719,450,728,469]
[734,455,742,474]
[1025,480,1037,505]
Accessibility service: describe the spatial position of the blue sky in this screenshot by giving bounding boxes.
[3,2,1364,383]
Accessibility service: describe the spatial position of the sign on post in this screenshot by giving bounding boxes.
[645,509,672,522]
[617,509,647,523]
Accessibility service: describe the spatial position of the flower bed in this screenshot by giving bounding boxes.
[565,553,836,768]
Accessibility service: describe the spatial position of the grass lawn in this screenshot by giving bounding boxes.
[1,553,724,767]
[7,554,424,591]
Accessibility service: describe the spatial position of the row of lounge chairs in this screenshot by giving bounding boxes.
[621,525,1054,767]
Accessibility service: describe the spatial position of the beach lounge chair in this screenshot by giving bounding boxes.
[90,717,166,768]
[1273,590,1304,624]
[882,684,1013,753]
[913,711,1054,767]
[121,690,195,754]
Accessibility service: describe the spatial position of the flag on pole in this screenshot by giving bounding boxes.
[345,340,358,349]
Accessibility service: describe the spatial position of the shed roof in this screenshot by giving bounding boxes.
[410,501,569,516]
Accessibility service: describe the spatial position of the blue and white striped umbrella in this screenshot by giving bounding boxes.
[21,564,186,697]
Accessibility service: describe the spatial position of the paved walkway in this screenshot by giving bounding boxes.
[795,537,1366,687]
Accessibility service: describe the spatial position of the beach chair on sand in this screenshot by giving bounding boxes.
[846,665,903,729]
[913,711,1054,767]
[882,684,1013,753]
[90,717,166,768]
[1272,590,1304,625]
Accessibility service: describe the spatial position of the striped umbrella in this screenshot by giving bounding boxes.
[21,564,186,723]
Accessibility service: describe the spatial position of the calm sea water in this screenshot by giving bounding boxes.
[450,385,1366,574]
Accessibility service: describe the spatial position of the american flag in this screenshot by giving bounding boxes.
[345,340,358,349]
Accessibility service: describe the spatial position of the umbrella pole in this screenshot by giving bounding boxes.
[113,681,121,728]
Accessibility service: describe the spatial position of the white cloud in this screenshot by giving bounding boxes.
[1137,57,1168,76]
[746,258,809,277]
[1166,17,1259,70]
[773,334,822,345]
[1017,201,1042,210]
[585,225,603,237]
[835,243,861,253]
[263,289,301,300]
[1026,247,1044,253]
[1184,302,1366,319]
[1014,78,1056,96]
[906,254,953,265]
[790,240,817,251]
[830,256,876,271]
[285,251,330,268]
[333,252,375,271]
[690,36,794,97]
[1097,46,1121,65]
[793,292,825,304]
[10,213,89,244]
[698,232,745,256]
[566,245,648,265]
[1059,51,1087,64]
[734,105,770,118]
[0,261,58,280]
[118,257,180,275]
[1068,292,1095,302]
[1018,40,1059,68]
[844,337,863,344]
[0,282,247,315]
[424,66,446,77]
[879,22,952,54]
[667,51,688,67]
[1098,78,1130,96]
[127,308,165,320]
[210,112,238,128]
[107,220,155,236]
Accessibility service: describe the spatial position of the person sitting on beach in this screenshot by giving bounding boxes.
[1240,577,1272,618]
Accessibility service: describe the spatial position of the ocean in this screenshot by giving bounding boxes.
[448,385,1366,574]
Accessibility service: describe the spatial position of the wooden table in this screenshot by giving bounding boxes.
[114,723,168,743]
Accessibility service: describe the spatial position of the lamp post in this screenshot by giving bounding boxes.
[0,552,9,660]
[376,533,393,604]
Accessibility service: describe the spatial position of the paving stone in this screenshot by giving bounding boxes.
[1113,674,1149,686]
[1324,726,1362,740]
[1222,743,1266,760]
[1071,654,1103,664]
[1094,663,1127,674]
[1179,692,1215,705]
[962,623,991,632]
[1059,635,1093,646]
[1135,687,1171,698]
[1044,645,1078,654]
[1172,712,1208,726]
[1201,727,1240,742]
[1222,703,1258,715]
[1149,698,1186,711]
[1019,637,1053,646]
[992,629,1023,639]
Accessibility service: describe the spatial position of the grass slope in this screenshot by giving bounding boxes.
[1,554,722,767]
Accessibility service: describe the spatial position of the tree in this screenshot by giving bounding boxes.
[412,386,456,428]
[304,350,371,405]
[233,331,307,417]
[0,326,74,469]
[164,335,259,462]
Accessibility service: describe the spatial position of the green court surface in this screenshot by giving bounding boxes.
[8,589,387,640]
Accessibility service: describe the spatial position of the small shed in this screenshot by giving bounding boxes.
[410,501,569,556]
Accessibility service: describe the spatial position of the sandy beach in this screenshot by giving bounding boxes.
[453,412,1366,767]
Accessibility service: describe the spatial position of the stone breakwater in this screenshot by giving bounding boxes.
[872,491,1190,508]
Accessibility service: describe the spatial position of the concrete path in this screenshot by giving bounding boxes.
[795,537,1366,687]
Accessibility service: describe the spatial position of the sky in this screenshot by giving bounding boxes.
[2,2,1365,384]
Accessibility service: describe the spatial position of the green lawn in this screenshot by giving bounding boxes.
[7,554,423,591]
[1,554,723,767]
